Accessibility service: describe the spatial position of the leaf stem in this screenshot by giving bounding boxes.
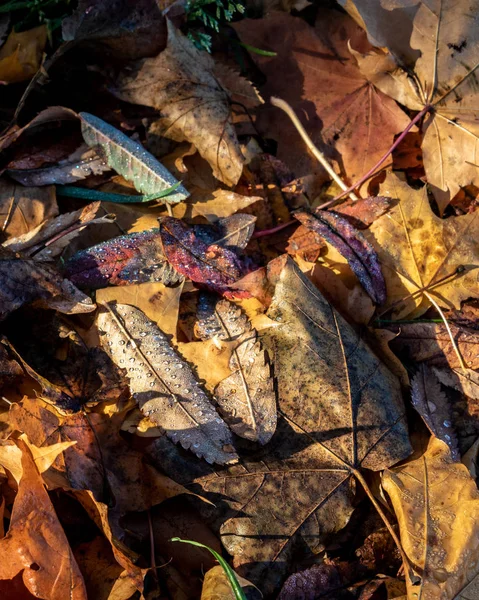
[326,104,431,206]
[252,220,295,238]
[270,97,359,201]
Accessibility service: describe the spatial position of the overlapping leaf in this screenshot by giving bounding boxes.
[97,303,238,465]
[196,293,276,444]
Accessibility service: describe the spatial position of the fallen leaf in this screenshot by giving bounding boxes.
[201,564,256,600]
[196,293,277,444]
[0,439,87,599]
[366,172,479,318]
[284,224,326,263]
[113,20,244,187]
[97,280,184,337]
[278,560,352,600]
[294,210,386,304]
[432,367,479,401]
[333,195,394,229]
[193,260,410,590]
[349,0,479,209]
[233,10,411,197]
[0,343,22,387]
[80,112,189,203]
[0,246,95,321]
[97,303,238,465]
[158,216,249,298]
[411,364,459,460]
[0,180,57,241]
[64,228,183,289]
[4,202,114,260]
[383,437,479,599]
[389,321,479,370]
[0,26,47,84]
[193,213,257,253]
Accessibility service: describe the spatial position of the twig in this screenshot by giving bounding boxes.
[270,97,359,201]
[328,103,431,205]
[252,220,295,238]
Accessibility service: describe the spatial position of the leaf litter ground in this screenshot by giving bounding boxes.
[0,1,478,599]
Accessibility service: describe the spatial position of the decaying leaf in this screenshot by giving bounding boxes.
[158,217,249,298]
[233,9,411,196]
[349,0,479,210]
[64,228,183,289]
[367,172,479,318]
[113,20,244,187]
[193,214,257,253]
[79,112,189,203]
[294,210,386,304]
[98,303,238,465]
[432,367,479,402]
[383,437,479,599]
[192,260,410,588]
[196,294,276,444]
[389,321,479,370]
[0,439,87,599]
[411,365,459,461]
[0,246,95,321]
[0,180,58,241]
[0,25,47,84]
[4,201,115,260]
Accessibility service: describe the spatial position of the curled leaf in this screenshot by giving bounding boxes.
[158,217,249,298]
[64,229,183,289]
[98,303,238,465]
[197,293,277,444]
[294,210,386,304]
[79,112,189,203]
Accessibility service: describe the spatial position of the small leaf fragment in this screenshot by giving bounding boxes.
[98,303,238,465]
[294,210,386,304]
[197,293,277,444]
[79,112,189,203]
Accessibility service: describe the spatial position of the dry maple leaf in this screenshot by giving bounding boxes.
[113,20,244,187]
[349,0,479,210]
[366,172,479,318]
[233,9,411,197]
[383,437,479,599]
[196,293,277,444]
[188,260,411,591]
[97,303,238,465]
[0,439,87,599]
[0,246,95,320]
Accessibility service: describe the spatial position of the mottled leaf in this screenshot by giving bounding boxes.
[158,217,249,298]
[383,438,479,599]
[97,303,238,465]
[113,20,244,187]
[0,246,95,320]
[193,214,257,253]
[64,229,183,289]
[411,365,459,461]
[196,294,276,444]
[79,112,189,203]
[294,210,386,304]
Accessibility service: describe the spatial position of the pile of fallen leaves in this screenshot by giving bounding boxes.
[0,0,478,598]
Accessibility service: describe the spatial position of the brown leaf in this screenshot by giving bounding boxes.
[278,560,352,600]
[192,260,410,591]
[349,0,479,210]
[389,321,479,370]
[233,10,411,197]
[97,303,238,465]
[411,365,459,461]
[0,439,87,599]
[201,565,256,600]
[0,246,95,321]
[366,172,479,318]
[196,294,277,444]
[0,26,47,84]
[113,20,244,186]
[0,181,57,241]
[284,224,325,263]
[0,343,22,388]
[383,437,479,599]
[4,202,115,260]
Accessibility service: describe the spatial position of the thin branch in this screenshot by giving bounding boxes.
[270,97,359,201]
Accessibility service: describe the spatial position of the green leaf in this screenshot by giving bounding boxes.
[79,112,189,204]
[170,538,247,600]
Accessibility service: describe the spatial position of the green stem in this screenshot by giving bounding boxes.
[238,41,277,57]
[56,181,182,204]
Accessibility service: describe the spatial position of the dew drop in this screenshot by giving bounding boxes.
[129,357,135,363]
